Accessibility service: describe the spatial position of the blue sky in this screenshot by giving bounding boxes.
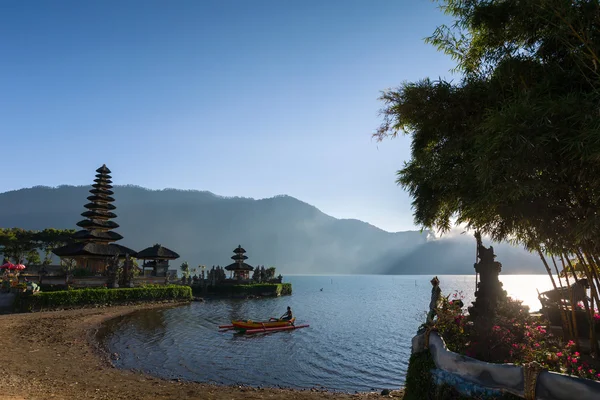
[1,0,455,232]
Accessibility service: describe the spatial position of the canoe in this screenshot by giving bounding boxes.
[231,318,295,330]
[244,324,309,334]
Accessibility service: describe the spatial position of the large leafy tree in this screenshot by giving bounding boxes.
[376,0,600,252]
[376,0,600,350]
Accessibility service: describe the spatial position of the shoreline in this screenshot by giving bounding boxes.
[0,304,404,400]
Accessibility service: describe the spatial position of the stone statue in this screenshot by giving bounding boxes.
[468,232,506,319]
[427,276,441,324]
[106,255,120,288]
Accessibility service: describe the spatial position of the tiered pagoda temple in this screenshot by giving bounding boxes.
[137,244,180,277]
[53,165,137,273]
[224,245,254,280]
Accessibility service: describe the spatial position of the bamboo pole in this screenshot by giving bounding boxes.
[538,249,569,341]
[551,255,574,339]
[574,250,599,355]
[537,248,559,290]
[583,249,600,299]
[561,254,580,349]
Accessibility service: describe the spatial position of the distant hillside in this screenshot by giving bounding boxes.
[380,235,542,275]
[0,185,544,274]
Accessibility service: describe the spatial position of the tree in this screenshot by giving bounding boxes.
[265,267,276,281]
[38,228,76,265]
[0,228,38,263]
[376,0,600,352]
[180,261,190,279]
[25,249,41,265]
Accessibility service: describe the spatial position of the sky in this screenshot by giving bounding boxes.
[1,0,456,233]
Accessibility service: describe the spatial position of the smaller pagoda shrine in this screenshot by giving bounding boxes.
[136,244,180,277]
[53,165,137,274]
[224,245,254,280]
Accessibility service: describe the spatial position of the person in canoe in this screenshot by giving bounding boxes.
[280,306,294,325]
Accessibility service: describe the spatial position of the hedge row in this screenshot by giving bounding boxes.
[14,285,192,312]
[192,283,292,297]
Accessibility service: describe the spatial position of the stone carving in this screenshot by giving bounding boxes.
[468,232,506,319]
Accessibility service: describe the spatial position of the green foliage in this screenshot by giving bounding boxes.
[404,350,436,400]
[14,285,192,312]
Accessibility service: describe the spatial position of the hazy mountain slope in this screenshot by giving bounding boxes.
[382,236,543,275]
[0,185,427,274]
[0,185,544,274]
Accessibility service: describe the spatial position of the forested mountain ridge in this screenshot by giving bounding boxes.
[0,185,543,274]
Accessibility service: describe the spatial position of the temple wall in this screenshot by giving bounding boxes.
[132,276,168,286]
[411,332,600,399]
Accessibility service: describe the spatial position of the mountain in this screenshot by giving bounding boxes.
[0,185,544,275]
[381,235,542,275]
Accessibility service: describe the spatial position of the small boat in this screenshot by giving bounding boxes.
[231,318,296,330]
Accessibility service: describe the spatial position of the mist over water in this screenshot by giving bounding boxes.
[103,275,552,392]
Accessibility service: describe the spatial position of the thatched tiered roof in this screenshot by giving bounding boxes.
[225,245,254,271]
[53,164,136,259]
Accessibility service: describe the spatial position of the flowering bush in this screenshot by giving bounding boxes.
[433,291,600,382]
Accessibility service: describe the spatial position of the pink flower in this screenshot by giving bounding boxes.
[575,352,580,357]
[534,343,540,348]
[568,340,575,347]
[557,352,563,357]
[572,358,578,364]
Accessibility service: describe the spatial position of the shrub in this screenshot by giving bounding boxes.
[14,285,192,312]
[404,350,436,400]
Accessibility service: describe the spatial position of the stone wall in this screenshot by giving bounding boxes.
[412,331,600,399]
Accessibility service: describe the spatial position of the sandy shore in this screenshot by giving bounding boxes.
[0,303,404,400]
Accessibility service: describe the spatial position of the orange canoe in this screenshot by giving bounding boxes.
[231,318,295,330]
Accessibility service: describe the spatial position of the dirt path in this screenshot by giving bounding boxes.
[0,304,404,400]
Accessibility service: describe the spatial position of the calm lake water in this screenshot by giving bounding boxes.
[103,274,552,392]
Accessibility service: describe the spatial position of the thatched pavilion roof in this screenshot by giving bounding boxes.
[52,242,137,258]
[136,244,180,260]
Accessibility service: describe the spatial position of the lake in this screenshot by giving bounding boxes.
[102,274,553,392]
